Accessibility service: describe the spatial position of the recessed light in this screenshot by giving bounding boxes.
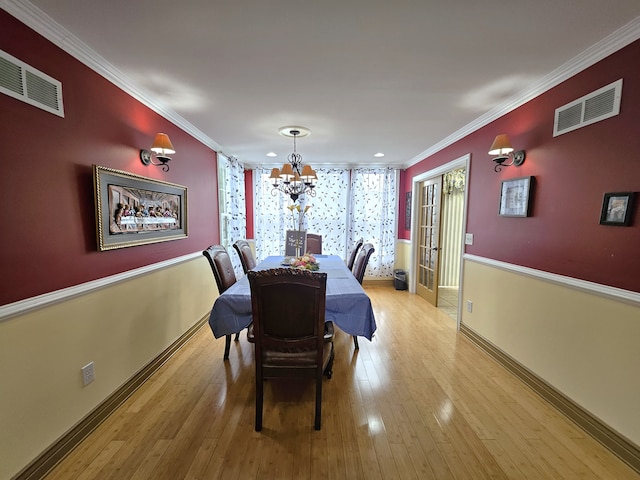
[266,152,277,157]
[374,152,385,158]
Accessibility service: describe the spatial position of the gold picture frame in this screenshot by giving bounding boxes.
[93,165,188,251]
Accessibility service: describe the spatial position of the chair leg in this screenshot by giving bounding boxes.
[314,371,322,430]
[223,334,232,360]
[352,335,359,350]
[234,332,240,341]
[255,372,263,432]
[324,342,334,379]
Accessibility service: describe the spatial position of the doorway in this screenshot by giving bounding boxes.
[436,167,466,320]
[409,154,469,328]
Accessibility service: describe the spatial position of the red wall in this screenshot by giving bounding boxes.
[0,11,220,306]
[401,40,640,293]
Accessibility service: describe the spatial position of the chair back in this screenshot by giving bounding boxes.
[346,237,364,271]
[203,245,237,294]
[249,268,327,355]
[352,243,375,284]
[248,267,333,430]
[306,233,322,255]
[233,239,257,274]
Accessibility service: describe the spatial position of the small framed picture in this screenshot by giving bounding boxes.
[499,176,534,217]
[599,192,635,226]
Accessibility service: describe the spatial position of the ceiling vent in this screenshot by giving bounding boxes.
[0,49,64,118]
[553,79,622,137]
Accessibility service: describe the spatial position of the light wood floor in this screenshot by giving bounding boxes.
[44,286,638,480]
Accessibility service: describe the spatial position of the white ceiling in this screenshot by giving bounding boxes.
[14,1,640,168]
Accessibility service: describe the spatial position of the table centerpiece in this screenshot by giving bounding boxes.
[289,253,320,271]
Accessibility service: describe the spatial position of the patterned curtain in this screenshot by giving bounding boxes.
[254,167,397,279]
[254,168,291,260]
[220,155,246,277]
[302,168,350,257]
[348,168,397,278]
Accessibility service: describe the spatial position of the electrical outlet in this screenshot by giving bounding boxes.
[81,362,94,386]
[466,300,473,313]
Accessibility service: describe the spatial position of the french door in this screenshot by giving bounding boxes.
[415,176,442,305]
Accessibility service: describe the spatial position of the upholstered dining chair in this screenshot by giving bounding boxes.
[248,268,335,431]
[233,239,257,274]
[306,233,322,255]
[346,237,364,271]
[202,245,241,360]
[350,242,375,350]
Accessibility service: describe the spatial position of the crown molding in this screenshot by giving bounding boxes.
[2,0,222,152]
[405,15,640,169]
[4,2,639,169]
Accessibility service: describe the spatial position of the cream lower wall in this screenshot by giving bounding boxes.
[461,258,640,447]
[395,239,411,274]
[0,256,217,480]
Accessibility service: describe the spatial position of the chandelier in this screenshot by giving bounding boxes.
[269,126,317,202]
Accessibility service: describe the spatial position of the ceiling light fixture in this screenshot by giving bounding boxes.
[269,126,317,202]
[488,134,525,172]
[140,133,175,172]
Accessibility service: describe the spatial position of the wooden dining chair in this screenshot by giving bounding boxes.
[248,268,335,431]
[233,239,257,274]
[306,233,322,254]
[346,237,364,271]
[203,245,241,360]
[350,242,375,350]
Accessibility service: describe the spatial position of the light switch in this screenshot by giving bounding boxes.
[465,233,474,245]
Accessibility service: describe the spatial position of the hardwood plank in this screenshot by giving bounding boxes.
[41,285,638,480]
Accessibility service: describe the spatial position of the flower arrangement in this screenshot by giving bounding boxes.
[287,203,312,256]
[289,253,320,271]
[287,203,311,232]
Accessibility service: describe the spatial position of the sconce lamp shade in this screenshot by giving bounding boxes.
[140,133,175,171]
[488,134,514,156]
[488,133,525,172]
[150,133,175,155]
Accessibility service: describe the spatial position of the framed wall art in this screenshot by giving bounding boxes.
[599,192,635,226]
[499,176,534,217]
[93,165,188,251]
[405,191,412,230]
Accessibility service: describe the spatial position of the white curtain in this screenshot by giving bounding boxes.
[302,168,350,257]
[219,155,246,277]
[254,168,291,261]
[348,168,397,278]
[254,166,396,279]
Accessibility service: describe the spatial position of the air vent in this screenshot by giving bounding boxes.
[553,79,622,137]
[0,49,64,117]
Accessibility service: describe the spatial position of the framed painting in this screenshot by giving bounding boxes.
[599,192,635,226]
[93,165,188,251]
[499,176,534,217]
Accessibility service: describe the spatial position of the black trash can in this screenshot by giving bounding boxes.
[394,269,407,290]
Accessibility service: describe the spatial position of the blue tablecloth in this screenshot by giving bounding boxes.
[208,255,377,341]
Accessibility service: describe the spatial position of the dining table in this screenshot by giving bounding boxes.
[208,254,376,341]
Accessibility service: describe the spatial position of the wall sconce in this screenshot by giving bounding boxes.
[140,133,175,172]
[488,134,525,172]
